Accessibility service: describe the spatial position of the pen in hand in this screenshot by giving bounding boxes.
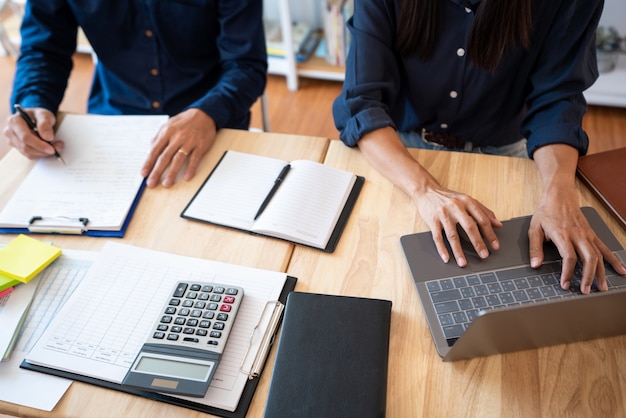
[254,164,291,220]
[13,104,66,165]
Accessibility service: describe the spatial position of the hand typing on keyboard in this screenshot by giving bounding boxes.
[528,146,626,294]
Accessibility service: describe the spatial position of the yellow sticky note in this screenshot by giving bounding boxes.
[0,235,62,283]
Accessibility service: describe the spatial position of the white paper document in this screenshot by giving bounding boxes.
[0,249,95,411]
[0,114,167,232]
[24,242,289,412]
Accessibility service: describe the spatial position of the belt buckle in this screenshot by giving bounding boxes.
[421,128,465,149]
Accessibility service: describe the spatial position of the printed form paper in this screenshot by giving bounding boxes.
[0,249,96,411]
[0,114,167,230]
[25,242,288,412]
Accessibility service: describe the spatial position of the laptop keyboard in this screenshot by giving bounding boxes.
[425,262,626,346]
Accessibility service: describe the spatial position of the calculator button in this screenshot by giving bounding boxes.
[196,329,208,336]
[201,285,213,292]
[210,294,221,302]
[187,319,198,327]
[183,327,195,334]
[183,337,199,342]
[213,287,225,294]
[160,315,172,323]
[173,283,188,297]
[216,313,228,321]
[157,324,168,331]
[165,307,176,314]
[169,298,180,306]
[208,303,218,310]
[226,288,238,295]
[203,311,215,319]
[190,284,201,291]
[210,331,222,338]
[186,291,198,299]
[194,301,206,309]
[182,300,193,307]
[208,340,218,345]
[198,293,210,301]
[174,317,186,325]
[213,322,225,330]
[224,296,235,304]
[153,332,165,339]
[220,304,232,312]
[179,308,190,316]
[167,334,179,341]
[191,309,202,317]
[171,326,182,333]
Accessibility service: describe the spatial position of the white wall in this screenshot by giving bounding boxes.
[264,0,324,29]
[600,0,626,34]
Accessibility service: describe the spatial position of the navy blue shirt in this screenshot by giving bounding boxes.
[333,0,602,156]
[11,0,267,130]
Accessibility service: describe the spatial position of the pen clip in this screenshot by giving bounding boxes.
[239,300,284,379]
[28,216,89,234]
[253,164,291,220]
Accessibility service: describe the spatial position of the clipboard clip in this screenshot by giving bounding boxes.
[28,216,89,234]
[240,300,285,380]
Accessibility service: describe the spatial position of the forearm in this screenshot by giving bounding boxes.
[357,127,439,202]
[533,144,580,204]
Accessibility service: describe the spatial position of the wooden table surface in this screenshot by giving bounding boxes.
[1,134,625,418]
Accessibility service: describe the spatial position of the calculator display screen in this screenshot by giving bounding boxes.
[135,355,212,381]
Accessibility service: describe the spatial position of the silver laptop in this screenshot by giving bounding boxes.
[400,207,626,361]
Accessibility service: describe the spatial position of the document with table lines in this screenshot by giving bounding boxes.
[0,114,167,232]
[0,249,95,411]
[24,242,289,412]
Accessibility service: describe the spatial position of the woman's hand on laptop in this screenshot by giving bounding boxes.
[528,190,626,294]
[530,144,626,294]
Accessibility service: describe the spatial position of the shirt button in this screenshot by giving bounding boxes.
[457,48,466,57]
[152,101,160,109]
[150,68,159,76]
[440,123,449,129]
[450,91,458,99]
[145,29,153,38]
[465,7,472,13]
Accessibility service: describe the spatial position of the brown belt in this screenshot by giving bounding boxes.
[421,129,466,149]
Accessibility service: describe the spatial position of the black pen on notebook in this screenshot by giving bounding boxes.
[14,104,66,165]
[254,163,291,220]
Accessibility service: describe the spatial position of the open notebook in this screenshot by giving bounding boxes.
[181,151,364,252]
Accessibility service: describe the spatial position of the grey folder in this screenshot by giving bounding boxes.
[263,292,392,418]
[400,206,626,361]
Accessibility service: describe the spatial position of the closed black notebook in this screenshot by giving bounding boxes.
[264,292,392,418]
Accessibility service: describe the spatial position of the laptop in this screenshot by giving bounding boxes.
[400,206,626,361]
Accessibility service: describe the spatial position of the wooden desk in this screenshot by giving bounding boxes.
[0,129,329,418]
[282,141,626,418]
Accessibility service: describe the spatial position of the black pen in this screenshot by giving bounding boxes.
[14,104,65,165]
[254,164,291,220]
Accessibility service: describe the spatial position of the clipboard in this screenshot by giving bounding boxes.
[0,180,146,237]
[21,275,297,418]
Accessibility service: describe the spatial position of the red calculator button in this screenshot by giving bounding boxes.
[220,304,232,312]
[224,296,235,304]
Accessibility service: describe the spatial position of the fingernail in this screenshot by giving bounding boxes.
[440,254,449,263]
[530,257,540,268]
[479,249,489,259]
[457,257,466,267]
[582,284,591,294]
[491,240,499,250]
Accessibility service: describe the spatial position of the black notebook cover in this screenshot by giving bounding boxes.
[264,292,392,418]
[21,276,298,418]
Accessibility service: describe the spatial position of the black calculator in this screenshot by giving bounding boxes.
[122,281,244,397]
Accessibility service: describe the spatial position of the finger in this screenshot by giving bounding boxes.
[161,148,189,188]
[475,202,502,250]
[458,219,489,259]
[527,221,545,269]
[430,222,450,263]
[596,237,626,276]
[576,244,601,294]
[140,128,169,179]
[183,149,202,182]
[442,221,466,267]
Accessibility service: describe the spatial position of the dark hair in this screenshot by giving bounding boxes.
[395,0,532,73]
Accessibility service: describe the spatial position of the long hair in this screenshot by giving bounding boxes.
[395,0,532,73]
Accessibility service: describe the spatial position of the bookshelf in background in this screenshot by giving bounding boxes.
[267,0,351,91]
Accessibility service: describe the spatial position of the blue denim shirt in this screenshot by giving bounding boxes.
[11,0,267,130]
[333,0,602,157]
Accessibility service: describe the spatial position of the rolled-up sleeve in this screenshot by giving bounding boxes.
[522,0,603,157]
[333,1,401,147]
